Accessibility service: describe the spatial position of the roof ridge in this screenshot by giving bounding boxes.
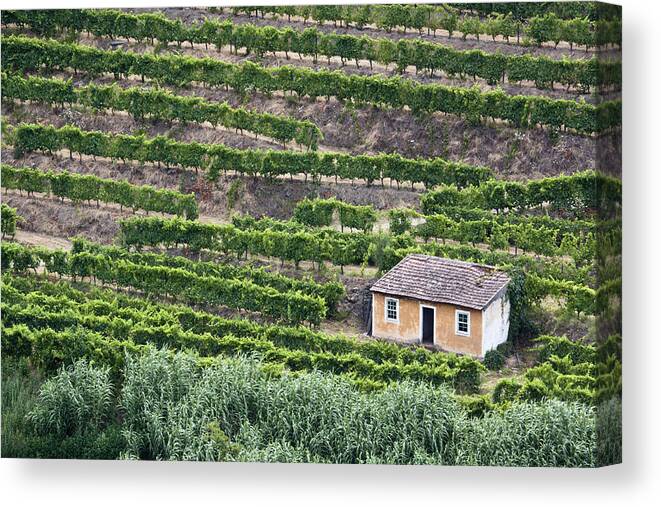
[407,252,500,272]
[371,254,510,310]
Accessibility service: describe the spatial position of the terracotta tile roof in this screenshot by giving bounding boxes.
[370,254,510,310]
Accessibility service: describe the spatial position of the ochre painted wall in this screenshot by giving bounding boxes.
[372,293,421,343]
[434,301,483,357]
[372,292,483,356]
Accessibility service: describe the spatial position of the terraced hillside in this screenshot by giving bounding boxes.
[1,3,621,466]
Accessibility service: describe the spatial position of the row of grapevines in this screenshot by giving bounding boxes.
[1,204,19,238]
[227,4,621,47]
[2,10,619,90]
[1,276,484,392]
[10,123,491,188]
[127,212,593,283]
[2,35,620,134]
[408,212,594,260]
[493,354,595,405]
[290,195,594,239]
[1,163,198,219]
[460,2,617,22]
[421,171,622,217]
[70,237,345,314]
[3,273,484,375]
[4,5,621,46]
[238,199,595,263]
[525,274,596,316]
[116,214,596,313]
[119,215,373,270]
[389,205,595,237]
[0,242,326,325]
[2,72,322,150]
[491,334,623,406]
[0,322,479,393]
[293,197,378,232]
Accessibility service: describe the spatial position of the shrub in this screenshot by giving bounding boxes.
[483,349,505,371]
[19,426,126,460]
[456,394,494,418]
[496,340,514,356]
[492,378,522,404]
[535,335,596,364]
[517,378,549,402]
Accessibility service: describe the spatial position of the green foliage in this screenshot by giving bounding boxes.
[293,197,337,227]
[117,348,595,465]
[492,378,523,404]
[119,348,465,463]
[1,358,42,457]
[2,72,322,150]
[2,273,485,392]
[491,335,602,406]
[457,399,595,467]
[1,358,125,459]
[70,237,345,315]
[387,208,415,236]
[2,35,620,134]
[496,340,514,356]
[1,203,19,238]
[226,179,243,211]
[525,274,596,316]
[337,201,377,232]
[2,327,598,465]
[409,207,592,258]
[1,241,327,326]
[119,214,374,270]
[27,359,113,437]
[115,212,595,319]
[3,6,620,55]
[422,172,622,218]
[10,123,491,189]
[535,335,596,364]
[1,163,198,218]
[483,349,505,371]
[595,397,622,466]
[455,394,494,418]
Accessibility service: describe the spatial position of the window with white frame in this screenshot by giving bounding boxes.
[385,298,399,322]
[455,310,470,336]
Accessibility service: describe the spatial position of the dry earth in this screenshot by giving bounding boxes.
[7,76,603,181]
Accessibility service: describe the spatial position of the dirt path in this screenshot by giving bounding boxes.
[13,229,73,251]
[3,192,121,245]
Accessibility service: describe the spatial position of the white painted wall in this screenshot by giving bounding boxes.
[481,293,510,356]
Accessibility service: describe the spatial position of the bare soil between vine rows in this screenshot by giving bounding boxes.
[7,75,602,181]
[35,24,605,102]
[156,7,617,61]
